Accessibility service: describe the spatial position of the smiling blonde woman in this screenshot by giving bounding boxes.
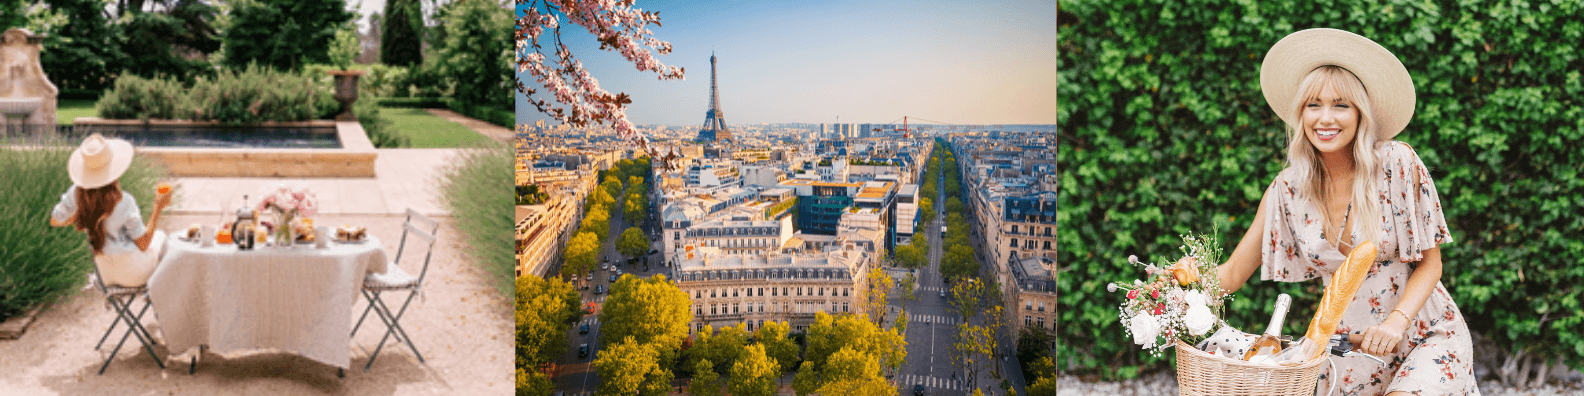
[1215,29,1480,396]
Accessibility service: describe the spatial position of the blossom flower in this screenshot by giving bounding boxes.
[1171,256,1201,285]
[1182,290,1217,336]
[1129,313,1161,348]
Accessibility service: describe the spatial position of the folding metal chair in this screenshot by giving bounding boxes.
[351,208,438,371]
[90,261,166,375]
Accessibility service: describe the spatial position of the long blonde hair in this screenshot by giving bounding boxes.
[1285,65,1382,247]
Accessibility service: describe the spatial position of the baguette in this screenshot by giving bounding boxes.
[1304,240,1378,359]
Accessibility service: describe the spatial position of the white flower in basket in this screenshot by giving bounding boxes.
[1107,231,1229,356]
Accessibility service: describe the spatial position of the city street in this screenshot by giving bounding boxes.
[891,151,969,395]
[550,184,664,395]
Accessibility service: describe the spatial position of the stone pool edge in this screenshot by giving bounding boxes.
[73,118,377,178]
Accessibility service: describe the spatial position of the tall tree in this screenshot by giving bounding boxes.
[379,0,421,66]
[562,231,599,276]
[687,358,720,396]
[599,274,692,363]
[431,0,512,109]
[685,323,748,374]
[804,312,907,376]
[515,274,578,396]
[863,266,894,325]
[1017,326,1055,381]
[593,337,663,396]
[791,361,819,396]
[941,244,979,281]
[814,376,893,396]
[618,226,649,258]
[40,0,127,91]
[727,344,779,396]
[753,321,800,374]
[221,0,354,70]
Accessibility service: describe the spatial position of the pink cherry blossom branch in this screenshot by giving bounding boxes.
[516,0,685,171]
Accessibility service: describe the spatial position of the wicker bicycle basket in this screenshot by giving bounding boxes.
[1174,339,1327,396]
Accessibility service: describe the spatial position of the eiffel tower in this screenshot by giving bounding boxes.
[697,53,733,142]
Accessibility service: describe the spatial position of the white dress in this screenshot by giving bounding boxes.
[52,186,166,288]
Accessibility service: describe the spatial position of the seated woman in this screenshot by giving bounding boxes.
[49,134,172,288]
[1216,29,1478,395]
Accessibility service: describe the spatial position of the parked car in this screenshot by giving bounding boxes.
[585,273,592,281]
[594,285,604,294]
[579,323,589,334]
[601,263,608,270]
[610,274,618,282]
[647,248,659,255]
[578,344,589,358]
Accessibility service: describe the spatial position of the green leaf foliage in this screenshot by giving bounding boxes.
[380,0,423,67]
[429,0,513,112]
[599,273,693,364]
[221,0,353,71]
[1058,0,1584,375]
[515,274,580,368]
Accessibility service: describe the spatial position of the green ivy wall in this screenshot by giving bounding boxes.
[1057,0,1584,377]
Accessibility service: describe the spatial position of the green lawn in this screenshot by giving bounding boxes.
[381,107,491,148]
[56,99,97,124]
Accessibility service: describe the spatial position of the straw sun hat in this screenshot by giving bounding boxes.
[68,134,135,189]
[1260,28,1416,140]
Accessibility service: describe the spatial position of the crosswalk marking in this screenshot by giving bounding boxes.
[901,374,963,391]
[579,318,600,326]
[907,314,957,325]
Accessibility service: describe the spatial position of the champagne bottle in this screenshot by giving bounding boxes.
[1244,293,1292,362]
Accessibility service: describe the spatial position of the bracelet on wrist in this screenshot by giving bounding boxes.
[1391,308,1411,322]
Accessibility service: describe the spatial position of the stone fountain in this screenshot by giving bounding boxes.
[0,28,57,135]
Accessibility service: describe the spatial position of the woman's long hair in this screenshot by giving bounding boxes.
[74,181,122,255]
[1285,65,1383,247]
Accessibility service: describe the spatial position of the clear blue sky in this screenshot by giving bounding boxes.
[514,0,1056,127]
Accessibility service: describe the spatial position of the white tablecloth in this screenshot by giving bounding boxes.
[148,236,388,369]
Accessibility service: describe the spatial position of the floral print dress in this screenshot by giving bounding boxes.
[1261,141,1480,395]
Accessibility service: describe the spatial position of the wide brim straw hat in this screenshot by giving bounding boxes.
[1260,28,1416,140]
[68,133,135,189]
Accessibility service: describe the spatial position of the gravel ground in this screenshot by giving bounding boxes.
[1058,372,1584,395]
[0,214,513,396]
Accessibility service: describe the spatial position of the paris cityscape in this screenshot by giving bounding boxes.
[514,2,1055,395]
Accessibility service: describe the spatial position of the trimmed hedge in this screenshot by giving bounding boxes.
[1057,0,1584,377]
[378,97,451,108]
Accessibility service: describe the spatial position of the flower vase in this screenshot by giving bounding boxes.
[275,213,296,247]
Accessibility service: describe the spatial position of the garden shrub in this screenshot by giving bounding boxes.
[95,75,189,121]
[0,138,170,321]
[189,64,324,124]
[1058,0,1584,377]
[95,65,336,125]
[440,142,514,295]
